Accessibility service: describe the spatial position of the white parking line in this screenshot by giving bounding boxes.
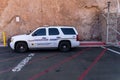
[12,53,35,72]
[101,46,120,55]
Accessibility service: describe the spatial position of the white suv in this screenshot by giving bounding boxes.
[9,26,80,52]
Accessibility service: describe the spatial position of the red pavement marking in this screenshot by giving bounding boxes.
[0,53,58,75]
[0,55,26,74]
[28,54,58,64]
[0,55,26,63]
[78,48,107,80]
[29,48,90,80]
[0,68,12,74]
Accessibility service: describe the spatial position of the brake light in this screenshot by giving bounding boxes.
[76,35,80,41]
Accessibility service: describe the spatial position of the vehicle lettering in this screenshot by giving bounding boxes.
[28,39,48,42]
[50,39,58,41]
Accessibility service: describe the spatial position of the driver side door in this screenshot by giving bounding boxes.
[29,28,49,48]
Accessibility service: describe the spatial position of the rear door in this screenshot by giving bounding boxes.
[48,28,60,47]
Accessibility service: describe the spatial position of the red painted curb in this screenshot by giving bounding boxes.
[80,41,106,47]
[80,41,106,45]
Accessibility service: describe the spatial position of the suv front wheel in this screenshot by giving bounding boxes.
[15,42,28,53]
[59,41,71,52]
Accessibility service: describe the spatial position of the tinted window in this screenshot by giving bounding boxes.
[49,28,59,35]
[32,28,46,36]
[61,28,76,35]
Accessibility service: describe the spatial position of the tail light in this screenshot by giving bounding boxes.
[76,35,80,41]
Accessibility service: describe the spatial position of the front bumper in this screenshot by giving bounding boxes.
[9,41,15,50]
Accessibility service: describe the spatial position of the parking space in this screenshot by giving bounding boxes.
[0,47,120,80]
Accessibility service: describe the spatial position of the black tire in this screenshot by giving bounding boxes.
[59,41,71,52]
[7,38,11,47]
[15,42,28,53]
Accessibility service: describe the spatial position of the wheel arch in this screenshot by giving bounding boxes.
[15,41,28,48]
[58,40,71,47]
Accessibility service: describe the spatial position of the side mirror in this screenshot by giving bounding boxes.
[27,30,32,35]
[29,30,32,33]
[32,33,37,36]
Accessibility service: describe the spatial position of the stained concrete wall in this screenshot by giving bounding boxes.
[0,0,119,42]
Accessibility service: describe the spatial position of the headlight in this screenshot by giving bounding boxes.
[11,38,14,42]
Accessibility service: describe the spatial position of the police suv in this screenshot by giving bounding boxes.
[9,26,80,52]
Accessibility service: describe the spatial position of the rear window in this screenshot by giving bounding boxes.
[61,28,76,35]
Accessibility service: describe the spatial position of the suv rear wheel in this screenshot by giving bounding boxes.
[59,41,71,52]
[15,42,28,53]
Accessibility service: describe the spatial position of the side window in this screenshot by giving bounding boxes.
[61,28,76,35]
[49,28,59,35]
[32,28,46,36]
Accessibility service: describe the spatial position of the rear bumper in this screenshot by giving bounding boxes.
[71,41,80,47]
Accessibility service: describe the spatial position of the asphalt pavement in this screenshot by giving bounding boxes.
[0,47,120,80]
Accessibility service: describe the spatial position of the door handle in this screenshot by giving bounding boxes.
[56,37,61,39]
[42,37,46,39]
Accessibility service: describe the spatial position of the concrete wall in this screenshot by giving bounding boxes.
[0,0,119,41]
